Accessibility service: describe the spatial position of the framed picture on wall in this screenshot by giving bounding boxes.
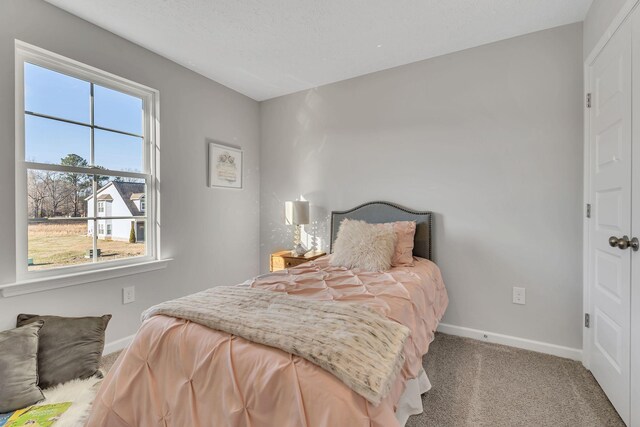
[209,142,243,189]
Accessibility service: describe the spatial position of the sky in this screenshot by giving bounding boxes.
[24,62,144,174]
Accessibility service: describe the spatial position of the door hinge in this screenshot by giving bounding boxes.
[585,313,590,328]
[586,93,592,108]
[586,203,591,218]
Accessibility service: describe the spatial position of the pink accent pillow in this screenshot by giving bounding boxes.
[382,221,416,267]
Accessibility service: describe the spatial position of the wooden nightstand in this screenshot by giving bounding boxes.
[270,250,326,272]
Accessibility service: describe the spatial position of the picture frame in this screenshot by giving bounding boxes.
[208,142,243,189]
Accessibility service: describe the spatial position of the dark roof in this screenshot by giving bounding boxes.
[112,182,145,217]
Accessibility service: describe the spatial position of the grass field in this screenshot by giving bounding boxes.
[28,221,145,271]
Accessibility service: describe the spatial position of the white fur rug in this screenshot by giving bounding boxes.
[39,376,102,427]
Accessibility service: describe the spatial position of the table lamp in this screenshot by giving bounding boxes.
[285,200,309,256]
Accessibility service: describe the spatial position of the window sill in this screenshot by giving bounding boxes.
[0,259,172,298]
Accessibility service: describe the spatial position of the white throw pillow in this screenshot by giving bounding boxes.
[330,219,397,271]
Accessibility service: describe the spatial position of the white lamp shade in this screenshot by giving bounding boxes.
[285,200,309,225]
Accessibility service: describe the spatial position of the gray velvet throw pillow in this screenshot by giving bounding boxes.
[0,321,45,413]
[16,314,112,389]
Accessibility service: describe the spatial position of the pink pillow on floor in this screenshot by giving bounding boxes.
[382,221,416,267]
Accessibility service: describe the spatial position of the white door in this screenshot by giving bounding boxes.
[589,19,632,426]
[631,9,640,426]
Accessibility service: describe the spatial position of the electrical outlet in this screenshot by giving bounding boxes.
[513,287,526,305]
[123,286,135,304]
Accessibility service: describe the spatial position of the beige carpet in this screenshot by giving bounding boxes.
[101,333,624,426]
[407,333,624,427]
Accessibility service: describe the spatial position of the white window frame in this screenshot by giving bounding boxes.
[106,224,112,235]
[98,202,105,213]
[9,41,166,294]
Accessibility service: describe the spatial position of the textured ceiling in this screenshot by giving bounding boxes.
[45,0,593,101]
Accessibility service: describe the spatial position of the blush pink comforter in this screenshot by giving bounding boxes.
[87,256,448,427]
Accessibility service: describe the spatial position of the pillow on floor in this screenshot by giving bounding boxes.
[16,314,112,389]
[0,321,45,413]
[330,219,397,271]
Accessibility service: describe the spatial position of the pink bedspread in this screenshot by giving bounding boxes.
[87,256,448,427]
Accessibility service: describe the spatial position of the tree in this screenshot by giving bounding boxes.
[129,222,136,243]
[93,166,110,188]
[113,175,141,183]
[27,170,47,218]
[42,171,70,216]
[61,154,91,217]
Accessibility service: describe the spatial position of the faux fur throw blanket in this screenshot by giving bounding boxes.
[142,286,411,405]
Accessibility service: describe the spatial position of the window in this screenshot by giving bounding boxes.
[16,42,159,281]
[140,197,145,212]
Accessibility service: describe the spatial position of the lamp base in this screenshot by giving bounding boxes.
[291,243,308,257]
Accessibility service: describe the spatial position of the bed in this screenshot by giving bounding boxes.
[87,202,448,427]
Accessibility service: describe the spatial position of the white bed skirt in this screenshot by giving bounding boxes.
[395,368,431,426]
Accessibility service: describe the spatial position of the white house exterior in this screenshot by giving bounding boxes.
[86,181,146,242]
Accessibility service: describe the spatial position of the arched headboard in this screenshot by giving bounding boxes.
[330,201,433,260]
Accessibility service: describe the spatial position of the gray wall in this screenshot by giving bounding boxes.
[584,0,638,57]
[0,0,261,347]
[260,23,584,349]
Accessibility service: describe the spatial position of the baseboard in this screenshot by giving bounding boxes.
[437,323,582,361]
[104,326,581,360]
[103,334,135,355]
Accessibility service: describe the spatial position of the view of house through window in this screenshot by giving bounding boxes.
[23,61,150,271]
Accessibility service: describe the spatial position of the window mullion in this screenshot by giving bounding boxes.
[92,176,98,263]
[90,82,95,166]
[89,83,98,263]
[91,216,146,220]
[24,161,149,180]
